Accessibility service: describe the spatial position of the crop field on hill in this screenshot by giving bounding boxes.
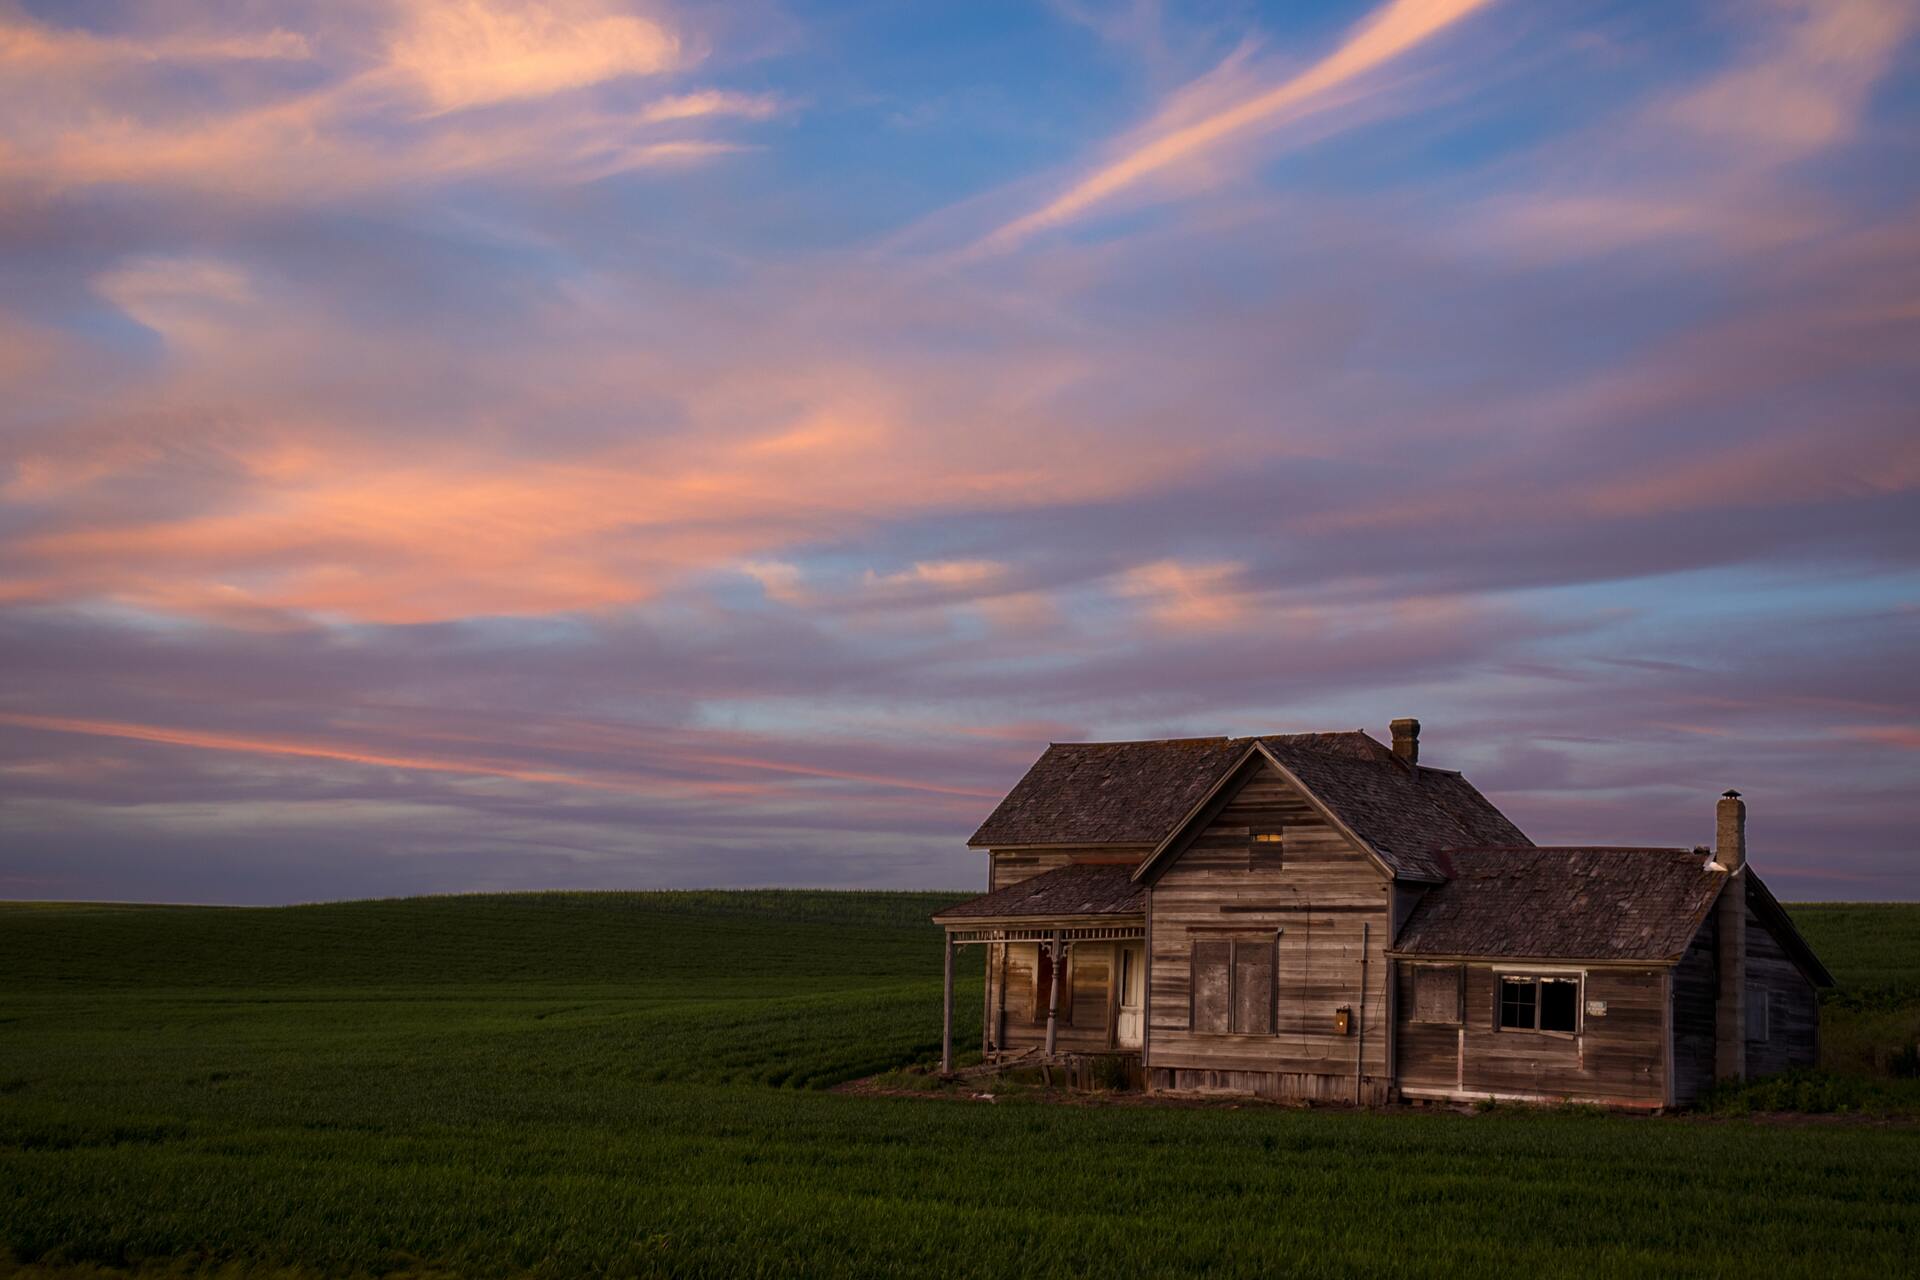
[2,893,1917,1278]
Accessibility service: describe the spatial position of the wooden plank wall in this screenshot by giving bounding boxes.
[1745,897,1820,1077]
[1669,891,1820,1101]
[989,846,1150,890]
[1146,760,1394,1101]
[1395,963,1667,1107]
[1671,915,1718,1105]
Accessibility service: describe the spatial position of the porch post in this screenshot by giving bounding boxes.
[941,931,955,1075]
[981,941,993,1058]
[1044,929,1063,1056]
[993,941,1008,1054]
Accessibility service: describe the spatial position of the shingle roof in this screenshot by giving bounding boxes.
[966,737,1245,848]
[1392,847,1726,961]
[968,731,1527,882]
[1254,738,1529,881]
[932,863,1145,923]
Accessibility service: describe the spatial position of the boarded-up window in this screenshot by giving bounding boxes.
[1413,965,1463,1024]
[1250,829,1284,870]
[1191,938,1275,1035]
[1233,940,1275,1035]
[1192,940,1230,1033]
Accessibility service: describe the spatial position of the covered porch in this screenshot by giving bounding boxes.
[931,864,1147,1075]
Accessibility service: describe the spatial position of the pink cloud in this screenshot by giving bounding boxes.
[976,0,1496,252]
[1833,725,1920,751]
[0,2,777,195]
[384,0,683,113]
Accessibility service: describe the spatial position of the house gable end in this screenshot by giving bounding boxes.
[1745,870,1834,988]
[1135,743,1393,886]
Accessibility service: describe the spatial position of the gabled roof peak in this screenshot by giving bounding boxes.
[970,728,1527,881]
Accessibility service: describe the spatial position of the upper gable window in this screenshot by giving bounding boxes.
[1249,829,1284,869]
[1498,975,1580,1034]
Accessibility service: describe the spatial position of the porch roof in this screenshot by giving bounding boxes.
[931,864,1143,925]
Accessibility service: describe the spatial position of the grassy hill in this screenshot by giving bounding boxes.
[2,893,1917,1279]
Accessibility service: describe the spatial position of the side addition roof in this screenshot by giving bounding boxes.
[1392,847,1724,961]
[1394,846,1833,982]
[931,864,1145,925]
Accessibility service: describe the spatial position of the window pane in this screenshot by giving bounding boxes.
[1498,978,1536,1029]
[1747,984,1770,1042]
[1539,978,1579,1032]
[1192,941,1231,1034]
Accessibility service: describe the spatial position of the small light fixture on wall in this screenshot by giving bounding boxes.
[1334,1005,1352,1036]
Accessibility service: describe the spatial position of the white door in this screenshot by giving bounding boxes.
[1116,943,1145,1049]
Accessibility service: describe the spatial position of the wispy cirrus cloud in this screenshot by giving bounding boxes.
[1479,0,1918,258]
[1666,0,1914,155]
[0,18,311,68]
[974,0,1496,253]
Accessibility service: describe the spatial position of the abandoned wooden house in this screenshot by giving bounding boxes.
[931,720,1831,1108]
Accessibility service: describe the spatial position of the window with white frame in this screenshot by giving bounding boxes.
[1497,974,1580,1034]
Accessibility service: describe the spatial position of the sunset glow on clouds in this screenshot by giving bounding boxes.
[2,0,1917,902]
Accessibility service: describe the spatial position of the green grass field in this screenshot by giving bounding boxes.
[2,893,1917,1278]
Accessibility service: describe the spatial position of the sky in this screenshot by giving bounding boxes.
[1,0,1916,905]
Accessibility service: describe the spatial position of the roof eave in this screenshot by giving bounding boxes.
[965,840,1154,851]
[1745,869,1836,987]
[1387,951,1684,968]
[932,910,1146,928]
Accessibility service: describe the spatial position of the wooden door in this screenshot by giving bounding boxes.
[1116,943,1145,1049]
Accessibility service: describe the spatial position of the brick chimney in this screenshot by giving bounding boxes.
[1715,789,1745,873]
[1389,718,1420,766]
[1713,789,1747,1082]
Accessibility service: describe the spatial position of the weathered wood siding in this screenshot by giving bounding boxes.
[1668,889,1820,1101]
[988,847,1149,891]
[1395,963,1668,1107]
[1671,914,1718,1105]
[1145,759,1394,1102]
[1745,896,1820,1078]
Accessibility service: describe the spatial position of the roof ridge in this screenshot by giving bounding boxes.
[1447,844,1697,854]
[1046,736,1232,747]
